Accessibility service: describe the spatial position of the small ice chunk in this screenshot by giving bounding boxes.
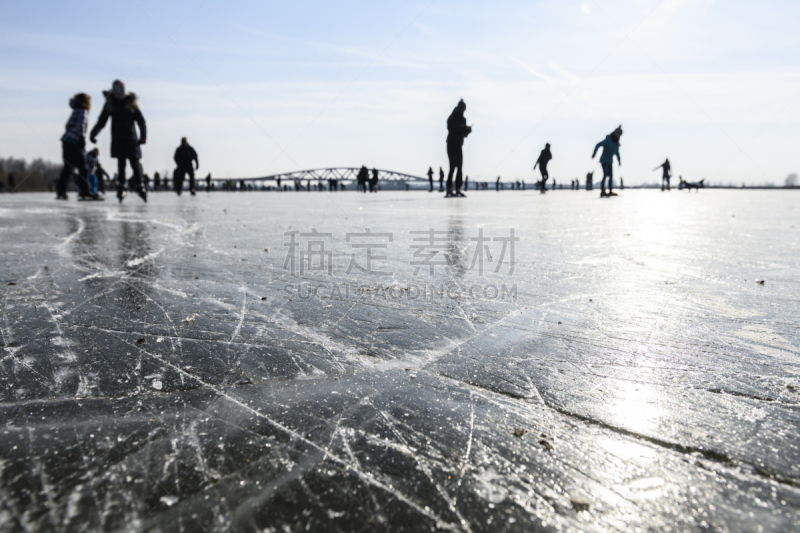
[152,379,163,390]
[160,495,178,507]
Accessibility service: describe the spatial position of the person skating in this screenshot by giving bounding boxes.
[370,168,379,193]
[592,126,622,197]
[356,166,368,193]
[439,167,444,192]
[89,80,147,203]
[205,173,212,191]
[86,148,110,196]
[173,137,199,196]
[56,93,96,200]
[153,172,161,191]
[533,143,552,194]
[7,173,15,192]
[427,167,434,192]
[654,159,671,191]
[445,99,471,197]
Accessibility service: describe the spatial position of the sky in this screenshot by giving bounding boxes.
[1,0,799,185]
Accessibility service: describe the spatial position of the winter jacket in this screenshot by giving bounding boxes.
[61,107,89,147]
[174,144,198,169]
[537,147,552,168]
[446,107,470,146]
[593,136,620,165]
[90,91,146,160]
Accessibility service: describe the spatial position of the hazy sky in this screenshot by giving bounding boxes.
[1,0,799,185]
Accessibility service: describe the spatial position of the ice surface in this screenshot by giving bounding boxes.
[1,189,799,531]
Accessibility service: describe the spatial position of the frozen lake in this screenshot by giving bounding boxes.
[1,189,799,531]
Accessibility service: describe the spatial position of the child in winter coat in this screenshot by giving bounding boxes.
[56,93,96,200]
[85,147,110,195]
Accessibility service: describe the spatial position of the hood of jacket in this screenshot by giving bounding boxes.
[102,90,139,112]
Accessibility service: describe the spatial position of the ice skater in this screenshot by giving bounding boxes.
[56,93,96,200]
[592,126,622,197]
[654,159,671,191]
[205,173,212,191]
[445,99,471,197]
[439,167,445,192]
[533,143,552,194]
[428,167,434,192]
[90,80,147,203]
[173,137,199,196]
[357,166,368,193]
[370,168,379,192]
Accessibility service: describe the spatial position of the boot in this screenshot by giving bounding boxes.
[117,189,127,203]
[137,188,147,202]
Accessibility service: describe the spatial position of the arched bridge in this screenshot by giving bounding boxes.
[235,168,427,183]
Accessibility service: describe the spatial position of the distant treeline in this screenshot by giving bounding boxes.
[0,157,61,192]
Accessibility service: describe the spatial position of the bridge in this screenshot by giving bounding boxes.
[222,168,428,185]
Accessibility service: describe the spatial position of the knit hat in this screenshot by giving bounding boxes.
[112,79,126,98]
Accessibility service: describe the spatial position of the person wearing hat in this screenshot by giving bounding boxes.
[445,99,472,197]
[592,125,622,197]
[56,93,95,200]
[90,79,148,203]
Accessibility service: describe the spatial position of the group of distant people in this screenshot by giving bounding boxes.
[56,85,687,201]
[56,79,208,203]
[356,166,380,193]
[436,99,627,199]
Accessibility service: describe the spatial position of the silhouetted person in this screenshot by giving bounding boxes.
[428,167,434,192]
[357,166,368,193]
[439,167,444,192]
[496,176,501,191]
[205,173,212,191]
[533,143,552,194]
[163,174,169,191]
[7,173,15,192]
[56,93,94,200]
[154,171,161,191]
[90,79,147,203]
[370,168,379,192]
[620,177,624,190]
[586,172,594,191]
[654,159,671,191]
[173,137,199,196]
[446,99,472,197]
[592,126,622,197]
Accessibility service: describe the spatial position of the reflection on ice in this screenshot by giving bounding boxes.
[607,379,665,436]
